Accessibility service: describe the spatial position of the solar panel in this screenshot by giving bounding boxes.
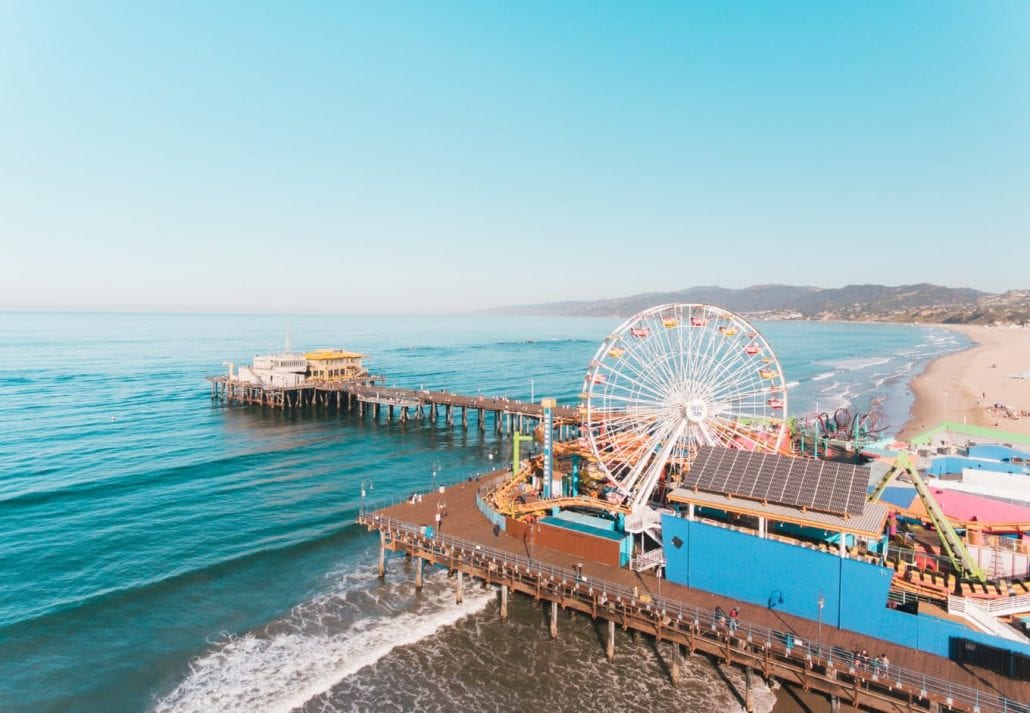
[684,446,870,516]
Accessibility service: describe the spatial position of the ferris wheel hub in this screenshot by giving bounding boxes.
[683,398,708,423]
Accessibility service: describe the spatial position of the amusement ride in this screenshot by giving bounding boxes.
[582,303,789,510]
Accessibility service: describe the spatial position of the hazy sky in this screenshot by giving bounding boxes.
[2,2,1028,313]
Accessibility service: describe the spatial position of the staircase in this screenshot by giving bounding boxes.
[948,595,1030,644]
[632,547,666,572]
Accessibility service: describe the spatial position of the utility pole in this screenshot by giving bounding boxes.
[817,590,825,653]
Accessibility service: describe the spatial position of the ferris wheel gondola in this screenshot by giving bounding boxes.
[582,303,789,510]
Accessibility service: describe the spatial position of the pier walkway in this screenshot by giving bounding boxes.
[208,375,580,431]
[359,475,1029,713]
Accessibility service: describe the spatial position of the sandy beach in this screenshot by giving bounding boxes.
[898,325,1030,441]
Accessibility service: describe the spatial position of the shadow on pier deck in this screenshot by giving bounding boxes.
[359,476,1030,713]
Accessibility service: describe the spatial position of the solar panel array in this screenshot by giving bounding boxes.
[682,446,869,517]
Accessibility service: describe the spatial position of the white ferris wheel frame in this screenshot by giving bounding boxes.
[582,303,788,509]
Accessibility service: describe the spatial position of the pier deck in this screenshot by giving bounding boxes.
[360,476,1030,713]
[208,375,579,428]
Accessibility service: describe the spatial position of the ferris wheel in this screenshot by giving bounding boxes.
[582,303,788,509]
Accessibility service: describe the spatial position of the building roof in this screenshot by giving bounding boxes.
[304,349,365,360]
[682,446,870,517]
[667,488,891,538]
[875,485,918,511]
[540,516,625,541]
[908,422,1030,448]
[905,488,1030,527]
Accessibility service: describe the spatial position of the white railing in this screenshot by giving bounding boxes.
[970,593,1030,617]
[948,596,1030,644]
[624,506,660,534]
[631,547,666,572]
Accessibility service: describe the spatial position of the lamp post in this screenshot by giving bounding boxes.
[817,590,825,653]
[360,478,373,516]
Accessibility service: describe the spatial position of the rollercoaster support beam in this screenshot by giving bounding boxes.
[512,431,534,480]
[868,452,986,584]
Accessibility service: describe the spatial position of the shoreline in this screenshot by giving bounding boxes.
[898,324,1030,441]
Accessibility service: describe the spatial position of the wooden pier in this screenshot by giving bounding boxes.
[207,375,580,433]
[359,475,1030,713]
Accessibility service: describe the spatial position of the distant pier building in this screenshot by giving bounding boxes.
[303,349,368,382]
[236,353,308,388]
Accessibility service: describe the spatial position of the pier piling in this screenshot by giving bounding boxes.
[670,642,681,686]
[500,584,509,620]
[378,531,386,579]
[745,667,755,713]
[549,601,558,639]
[455,570,464,604]
[415,557,423,591]
[606,619,616,661]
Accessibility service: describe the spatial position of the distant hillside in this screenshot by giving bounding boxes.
[489,284,1030,325]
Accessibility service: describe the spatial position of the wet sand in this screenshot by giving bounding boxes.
[899,325,1030,441]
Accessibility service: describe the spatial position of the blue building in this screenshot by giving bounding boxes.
[660,448,1030,662]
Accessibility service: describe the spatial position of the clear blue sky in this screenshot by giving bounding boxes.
[2,2,1027,313]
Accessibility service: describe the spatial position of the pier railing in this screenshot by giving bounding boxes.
[357,469,510,521]
[361,513,1029,713]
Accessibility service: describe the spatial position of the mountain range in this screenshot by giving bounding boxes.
[489,284,1030,325]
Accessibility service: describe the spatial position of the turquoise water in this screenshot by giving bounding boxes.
[0,313,966,712]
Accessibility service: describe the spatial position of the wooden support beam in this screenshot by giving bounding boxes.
[606,618,616,661]
[670,641,681,687]
[378,530,386,579]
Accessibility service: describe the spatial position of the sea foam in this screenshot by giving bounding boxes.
[152,568,493,713]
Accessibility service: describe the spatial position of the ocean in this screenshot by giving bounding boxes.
[0,313,968,713]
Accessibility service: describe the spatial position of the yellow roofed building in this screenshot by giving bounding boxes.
[304,349,368,382]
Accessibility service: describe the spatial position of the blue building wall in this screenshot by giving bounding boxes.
[879,610,1030,658]
[663,515,849,626]
[661,515,1030,659]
